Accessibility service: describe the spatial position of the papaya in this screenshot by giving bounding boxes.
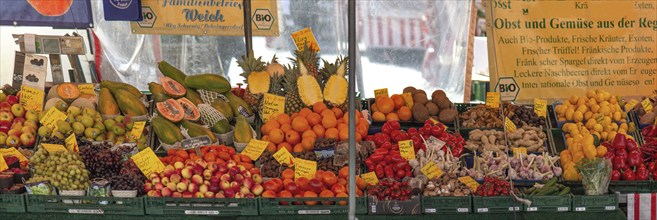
[100,81,142,98]
[184,74,231,94]
[114,89,148,116]
[211,118,231,134]
[181,120,217,143]
[185,89,204,105]
[161,77,186,98]
[151,115,184,145]
[98,88,120,115]
[158,61,188,84]
[156,99,185,123]
[149,82,170,103]
[211,99,234,121]
[224,92,253,117]
[177,98,200,121]
[234,115,253,143]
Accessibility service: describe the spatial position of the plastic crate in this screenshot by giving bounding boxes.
[259,197,367,215]
[472,196,522,213]
[523,195,572,212]
[609,181,652,193]
[144,197,257,216]
[572,194,618,212]
[0,193,26,213]
[422,196,472,214]
[25,195,144,215]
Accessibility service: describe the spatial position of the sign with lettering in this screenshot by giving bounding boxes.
[20,85,44,112]
[241,139,269,161]
[0,156,7,172]
[374,88,389,98]
[130,121,147,139]
[39,107,67,131]
[398,140,416,160]
[261,93,285,123]
[131,148,165,176]
[402,92,414,108]
[486,92,500,108]
[131,1,278,36]
[41,144,67,153]
[294,158,317,180]
[291,27,320,51]
[458,176,480,192]
[486,1,657,102]
[0,148,28,162]
[420,162,444,179]
[273,147,294,166]
[77,84,95,96]
[360,172,379,185]
[504,117,517,132]
[65,133,78,152]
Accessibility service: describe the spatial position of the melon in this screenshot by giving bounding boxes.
[70,98,95,110]
[56,83,80,102]
[160,77,186,98]
[177,98,201,121]
[156,99,185,123]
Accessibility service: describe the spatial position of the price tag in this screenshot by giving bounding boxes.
[458,176,480,192]
[261,93,286,123]
[401,92,414,108]
[512,147,527,157]
[65,133,78,152]
[398,140,415,160]
[180,136,212,151]
[241,139,269,161]
[533,98,547,117]
[20,85,45,112]
[0,156,7,172]
[429,118,439,125]
[41,144,67,153]
[39,107,67,130]
[626,99,639,110]
[642,98,653,113]
[0,148,28,162]
[294,158,317,180]
[131,148,165,176]
[360,172,379,185]
[273,147,294,166]
[374,88,389,98]
[130,121,146,139]
[486,92,500,109]
[291,27,320,52]
[505,117,517,132]
[77,84,95,96]
[420,162,444,179]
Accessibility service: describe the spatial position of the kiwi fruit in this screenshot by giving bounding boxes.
[413,93,429,105]
[403,86,417,95]
[439,108,458,123]
[435,96,452,109]
[412,103,430,121]
[431,90,447,100]
[425,102,440,115]
[415,89,427,96]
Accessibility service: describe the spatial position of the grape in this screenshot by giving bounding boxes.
[79,142,121,179]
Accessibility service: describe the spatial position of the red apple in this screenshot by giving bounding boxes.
[151,177,161,185]
[210,176,221,186]
[252,174,263,184]
[176,182,187,193]
[170,174,181,184]
[204,192,215,198]
[20,126,35,136]
[147,190,161,197]
[194,192,205,198]
[215,192,225,198]
[163,165,175,177]
[182,192,193,198]
[251,184,264,196]
[191,174,203,185]
[217,164,228,174]
[144,182,153,191]
[224,189,235,198]
[219,180,231,190]
[181,167,193,179]
[234,192,244,198]
[166,182,177,191]
[6,135,20,147]
[172,192,182,198]
[161,188,172,197]
[173,161,184,169]
[207,163,218,172]
[209,185,220,193]
[5,96,18,105]
[161,177,170,185]
[243,178,254,189]
[240,186,251,195]
[12,118,25,126]
[242,170,251,178]
[10,104,24,118]
[220,173,232,182]
[0,112,14,122]
[230,181,241,192]
[203,169,213,180]
[7,128,21,137]
[19,132,35,146]
[234,174,245,184]
[245,193,255,198]
[0,121,10,133]
[0,102,11,112]
[154,183,164,191]
[188,183,199,193]
[199,184,209,193]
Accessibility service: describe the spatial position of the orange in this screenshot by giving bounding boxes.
[261,120,280,135]
[313,102,328,114]
[312,125,325,138]
[336,192,348,205]
[276,114,291,125]
[322,172,338,186]
[338,166,349,179]
[298,108,312,117]
[269,129,285,144]
[336,178,347,187]
[356,176,367,190]
[325,128,339,139]
[266,142,277,153]
[386,112,399,121]
[302,130,317,139]
[391,94,405,110]
[277,142,293,152]
[398,106,412,121]
[285,130,301,145]
[372,112,386,122]
[303,191,319,205]
[337,123,348,132]
[339,128,349,141]
[319,190,335,205]
[377,97,395,114]
[371,103,380,112]
[331,107,343,118]
[292,117,310,132]
[280,123,292,133]
[281,168,295,180]
[356,133,363,142]
[302,137,315,151]
[356,124,368,137]
[322,114,337,128]
[293,143,304,153]
[261,135,270,141]
[306,113,321,126]
[320,109,334,118]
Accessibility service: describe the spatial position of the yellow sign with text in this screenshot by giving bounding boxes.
[458,176,480,192]
[513,147,528,157]
[242,139,269,161]
[39,107,67,131]
[361,172,379,185]
[486,92,500,108]
[77,84,95,96]
[65,133,78,152]
[402,92,414,108]
[0,148,28,162]
[398,140,415,160]
[420,162,444,179]
[131,148,165,177]
[273,147,294,166]
[292,27,320,52]
[643,98,654,113]
[374,88,389,98]
[261,93,285,123]
[486,1,657,102]
[505,117,517,132]
[41,144,67,153]
[0,156,7,172]
[130,121,146,139]
[534,98,547,117]
[294,158,317,180]
[20,85,44,112]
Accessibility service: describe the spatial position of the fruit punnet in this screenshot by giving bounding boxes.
[177,98,200,122]
[161,76,187,98]
[156,99,185,123]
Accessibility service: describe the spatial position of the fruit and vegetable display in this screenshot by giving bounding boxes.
[0,88,38,149]
[464,126,548,153]
[522,177,570,196]
[29,148,90,191]
[626,96,656,126]
[370,87,457,124]
[260,167,364,205]
[422,173,472,197]
[459,105,502,128]
[474,177,517,196]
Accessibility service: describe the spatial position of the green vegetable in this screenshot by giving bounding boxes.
[575,158,612,195]
[557,187,571,196]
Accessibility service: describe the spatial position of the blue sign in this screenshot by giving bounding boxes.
[0,0,93,28]
[104,0,142,21]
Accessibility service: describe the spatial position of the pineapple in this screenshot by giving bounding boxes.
[322,56,348,107]
[296,60,324,106]
[292,44,320,79]
[283,65,304,114]
[237,54,269,110]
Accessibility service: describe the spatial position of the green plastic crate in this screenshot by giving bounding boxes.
[609,181,652,193]
[523,195,572,212]
[422,196,472,214]
[572,194,619,212]
[0,193,26,213]
[259,197,367,215]
[144,197,257,216]
[25,195,144,215]
[472,196,521,213]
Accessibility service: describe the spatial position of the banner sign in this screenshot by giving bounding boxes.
[0,0,93,28]
[104,0,143,21]
[486,0,657,102]
[130,0,279,36]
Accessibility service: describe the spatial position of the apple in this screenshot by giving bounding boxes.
[147,190,161,197]
[12,118,25,126]
[181,178,190,185]
[226,160,237,168]
[192,174,203,185]
[170,174,181,184]
[220,180,231,190]
[234,174,245,184]
[19,132,35,146]
[151,177,161,185]
[193,166,203,175]
[23,120,37,129]
[242,170,252,178]
[25,110,38,122]
[181,167,193,179]
[0,132,6,145]
[161,177,170,185]
[217,164,228,174]
[240,186,251,195]
[154,183,165,191]
[234,192,244,198]
[195,160,208,169]
[7,128,21,137]
[194,192,205,198]
[20,126,35,136]
[204,192,215,198]
[207,163,218,172]
[215,192,225,198]
[144,182,153,192]
[0,102,11,112]
[176,182,187,193]
[10,104,24,118]
[210,176,221,186]
[230,181,241,192]
[209,185,220,193]
[228,167,240,176]
[182,192,193,198]
[5,96,18,105]
[237,165,246,172]
[172,192,182,198]
[252,174,263,184]
[224,189,235,198]
[163,165,175,177]
[199,184,209,193]
[203,180,210,186]
[243,178,254,189]
[149,173,159,180]
[245,193,255,198]
[166,182,177,191]
[188,183,199,193]
[173,161,184,169]
[6,135,20,147]
[161,188,172,197]
[203,169,213,180]
[251,184,264,196]
[0,112,13,123]
[0,121,10,133]
[220,173,232,182]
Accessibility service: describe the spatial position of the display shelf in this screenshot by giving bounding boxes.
[259,197,367,215]
[143,197,257,216]
[0,193,26,213]
[523,194,572,212]
[421,196,472,214]
[25,195,144,215]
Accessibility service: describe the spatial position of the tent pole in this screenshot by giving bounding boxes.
[243,0,253,54]
[347,0,357,219]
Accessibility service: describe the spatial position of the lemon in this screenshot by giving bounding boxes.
[574,111,584,122]
[593,124,603,133]
[566,108,575,121]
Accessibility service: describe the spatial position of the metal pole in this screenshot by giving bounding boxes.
[243,0,253,54]
[347,0,357,219]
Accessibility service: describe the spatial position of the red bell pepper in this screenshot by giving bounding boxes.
[611,170,621,180]
[613,156,627,170]
[637,164,650,180]
[628,150,642,167]
[612,134,626,150]
[622,168,636,181]
[626,139,638,152]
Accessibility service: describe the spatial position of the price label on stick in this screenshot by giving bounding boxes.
[0,147,28,162]
[77,84,95,96]
[131,148,165,177]
[261,93,285,123]
[130,121,146,139]
[505,117,517,132]
[361,172,379,185]
[402,92,414,108]
[374,88,389,98]
[20,85,45,112]
[420,162,444,179]
[39,107,67,130]
[294,158,317,180]
[398,140,415,160]
[273,147,294,166]
[642,98,653,113]
[533,98,547,117]
[41,144,67,153]
[486,92,500,109]
[512,147,527,157]
[458,176,480,192]
[241,139,269,161]
[65,133,78,152]
[0,156,7,172]
[291,27,320,52]
[626,99,639,111]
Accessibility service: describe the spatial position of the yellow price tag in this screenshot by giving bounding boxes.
[130,121,146,139]
[261,93,286,123]
[241,139,269,161]
[512,147,528,157]
[420,162,444,179]
[131,148,165,177]
[626,99,639,110]
[533,98,547,117]
[505,117,517,132]
[398,140,415,160]
[374,88,389,98]
[65,133,78,152]
[41,144,67,153]
[0,148,28,162]
[360,172,379,185]
[458,176,480,192]
[294,158,317,180]
[401,92,414,108]
[486,92,500,109]
[429,118,439,125]
[273,147,295,166]
[642,98,653,113]
[20,85,45,112]
[39,107,67,131]
[77,84,95,95]
[0,156,7,172]
[291,27,320,52]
